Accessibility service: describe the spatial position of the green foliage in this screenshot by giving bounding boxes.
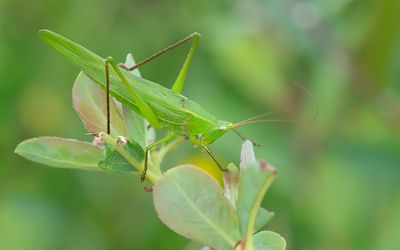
[14,55,159,181]
[154,160,283,250]
[14,137,102,171]
[253,231,286,250]
[14,51,286,248]
[254,208,274,234]
[98,139,144,174]
[237,148,277,238]
[154,165,241,250]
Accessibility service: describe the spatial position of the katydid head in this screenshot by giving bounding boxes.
[200,120,233,145]
[200,114,290,145]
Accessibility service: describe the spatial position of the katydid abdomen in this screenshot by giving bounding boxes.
[39,30,220,141]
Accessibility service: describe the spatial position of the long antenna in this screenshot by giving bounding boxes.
[232,111,278,127]
[232,82,318,128]
[292,81,319,122]
[232,119,296,128]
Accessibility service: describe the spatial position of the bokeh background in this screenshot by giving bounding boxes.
[1,0,399,249]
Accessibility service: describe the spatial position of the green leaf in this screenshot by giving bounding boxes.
[237,160,277,238]
[14,137,102,171]
[73,71,128,136]
[254,208,274,233]
[98,139,144,174]
[253,231,286,250]
[153,165,241,250]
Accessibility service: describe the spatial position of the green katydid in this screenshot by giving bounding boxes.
[38,30,296,181]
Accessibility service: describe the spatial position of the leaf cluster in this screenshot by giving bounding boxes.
[15,54,286,250]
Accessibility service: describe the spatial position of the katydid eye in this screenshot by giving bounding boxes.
[219,125,226,131]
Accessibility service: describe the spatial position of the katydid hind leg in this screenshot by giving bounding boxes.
[118,32,201,94]
[171,32,200,94]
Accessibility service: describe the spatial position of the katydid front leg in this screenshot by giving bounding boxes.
[203,145,228,172]
[105,60,111,134]
[190,136,228,172]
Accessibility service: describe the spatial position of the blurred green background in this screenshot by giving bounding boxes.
[1,0,400,249]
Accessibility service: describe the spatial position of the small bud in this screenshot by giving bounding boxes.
[92,132,106,146]
[223,163,239,208]
[117,136,127,145]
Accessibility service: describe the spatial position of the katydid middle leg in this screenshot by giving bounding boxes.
[142,132,175,182]
[190,136,227,172]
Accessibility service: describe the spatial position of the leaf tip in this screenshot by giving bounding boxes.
[14,142,22,155]
[38,29,52,42]
[240,140,256,169]
[125,53,135,64]
[14,139,31,156]
[259,160,277,175]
